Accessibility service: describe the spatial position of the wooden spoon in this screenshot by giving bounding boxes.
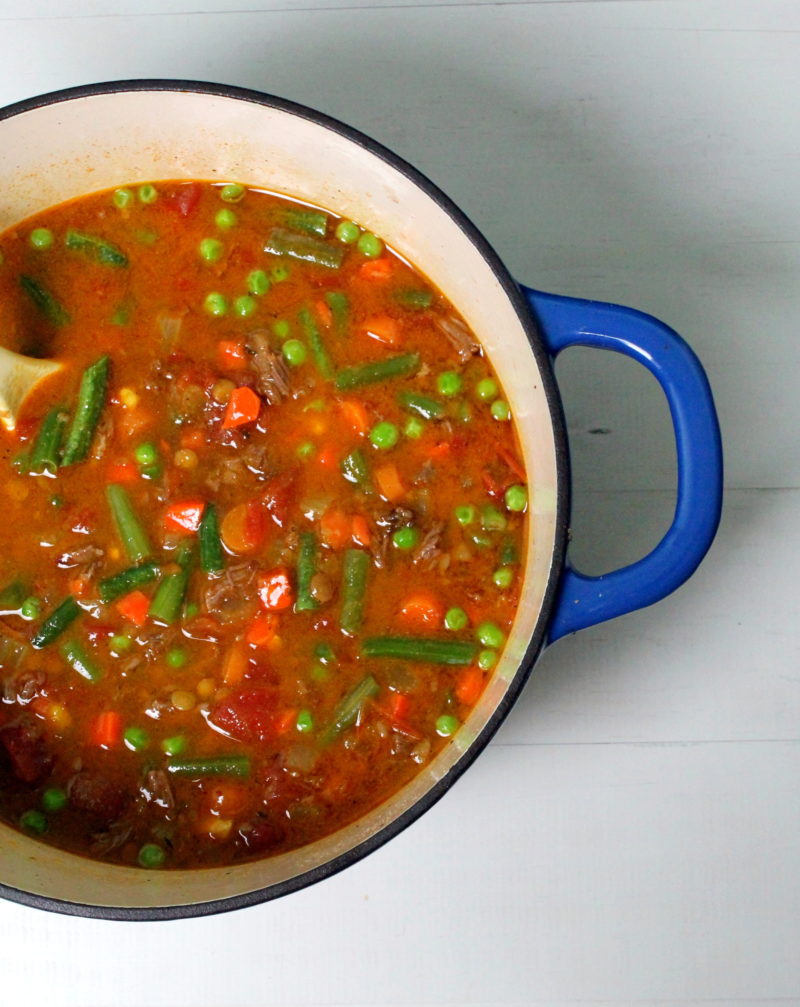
[0,347,63,432]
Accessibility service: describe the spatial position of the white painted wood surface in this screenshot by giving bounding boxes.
[0,1,797,1004]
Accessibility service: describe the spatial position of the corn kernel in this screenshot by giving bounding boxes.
[174,448,198,470]
[119,387,139,409]
[196,677,216,700]
[171,689,196,711]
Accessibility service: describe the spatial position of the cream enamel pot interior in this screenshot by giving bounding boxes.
[0,82,722,920]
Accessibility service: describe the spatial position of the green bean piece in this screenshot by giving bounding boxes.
[264,227,345,269]
[362,636,478,665]
[60,356,110,466]
[500,536,519,566]
[281,208,328,236]
[59,638,102,682]
[394,288,433,310]
[335,353,420,391]
[0,579,26,614]
[397,391,445,420]
[148,543,192,625]
[320,675,380,746]
[111,299,134,326]
[340,549,369,636]
[324,291,350,336]
[31,596,81,649]
[199,503,225,574]
[298,305,333,379]
[167,755,251,778]
[29,407,68,474]
[106,485,153,564]
[64,230,128,268]
[341,448,369,486]
[98,561,160,604]
[20,274,70,326]
[295,532,319,612]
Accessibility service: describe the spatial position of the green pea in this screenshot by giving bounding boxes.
[138,184,158,204]
[199,237,224,262]
[481,505,507,532]
[454,504,476,526]
[41,788,67,813]
[49,494,64,508]
[161,734,187,757]
[310,663,330,683]
[219,183,245,203]
[505,484,528,512]
[297,441,316,460]
[20,597,41,621]
[19,809,48,835]
[204,292,228,317]
[492,566,514,589]
[435,714,460,738]
[134,441,158,466]
[124,726,150,752]
[304,398,326,413]
[437,371,463,397]
[357,232,384,258]
[444,607,469,631]
[215,208,237,230]
[270,264,290,283]
[113,188,133,210]
[137,843,166,869]
[392,527,419,550]
[166,647,187,669]
[247,269,270,296]
[110,634,132,654]
[29,228,53,249]
[404,416,425,439]
[296,709,315,733]
[282,339,307,366]
[370,421,399,450]
[233,295,257,319]
[475,377,498,402]
[478,648,497,671]
[273,319,290,340]
[456,401,473,424]
[314,642,336,664]
[477,621,505,649]
[335,220,360,244]
[491,399,511,422]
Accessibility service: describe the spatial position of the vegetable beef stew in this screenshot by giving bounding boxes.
[0,181,528,868]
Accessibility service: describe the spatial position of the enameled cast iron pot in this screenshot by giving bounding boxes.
[0,81,723,920]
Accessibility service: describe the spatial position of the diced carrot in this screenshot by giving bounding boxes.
[388,692,410,721]
[107,461,138,484]
[315,299,333,328]
[217,340,248,371]
[339,399,370,435]
[91,711,122,749]
[320,507,352,551]
[359,258,394,281]
[116,590,150,627]
[274,708,297,735]
[399,592,445,629]
[164,499,206,534]
[362,315,399,345]
[68,576,90,599]
[427,440,452,460]
[455,667,485,707]
[375,462,405,502]
[498,445,526,481]
[180,428,205,450]
[316,445,338,469]
[257,567,294,611]
[246,612,277,647]
[222,640,248,686]
[222,386,262,429]
[351,514,372,548]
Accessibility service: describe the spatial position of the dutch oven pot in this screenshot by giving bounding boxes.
[0,81,723,920]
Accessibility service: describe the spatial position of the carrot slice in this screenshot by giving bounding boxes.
[246,612,277,647]
[222,639,248,686]
[164,499,206,533]
[315,299,333,328]
[362,315,399,345]
[455,667,485,706]
[351,514,372,548]
[221,500,266,554]
[257,567,294,611]
[340,399,370,435]
[222,387,261,429]
[399,591,444,629]
[116,589,151,627]
[375,462,405,502]
[91,711,122,748]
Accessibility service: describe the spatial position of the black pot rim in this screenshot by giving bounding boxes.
[0,78,571,922]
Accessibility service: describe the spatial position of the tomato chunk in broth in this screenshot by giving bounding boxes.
[0,181,528,869]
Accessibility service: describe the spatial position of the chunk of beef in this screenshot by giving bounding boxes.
[68,771,126,825]
[0,719,53,784]
[247,330,290,405]
[435,313,480,362]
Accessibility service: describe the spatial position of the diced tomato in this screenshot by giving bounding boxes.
[164,499,206,534]
[261,471,297,529]
[359,258,394,281]
[107,461,138,484]
[246,612,277,647]
[222,387,261,429]
[165,182,202,217]
[339,399,370,435]
[362,315,399,345]
[316,446,338,469]
[257,567,294,611]
[274,708,297,735]
[115,590,150,627]
[90,711,122,749]
[209,687,276,743]
[218,340,248,371]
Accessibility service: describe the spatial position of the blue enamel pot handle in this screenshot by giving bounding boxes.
[521,287,723,643]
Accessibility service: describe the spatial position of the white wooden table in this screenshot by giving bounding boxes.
[1,2,798,1004]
